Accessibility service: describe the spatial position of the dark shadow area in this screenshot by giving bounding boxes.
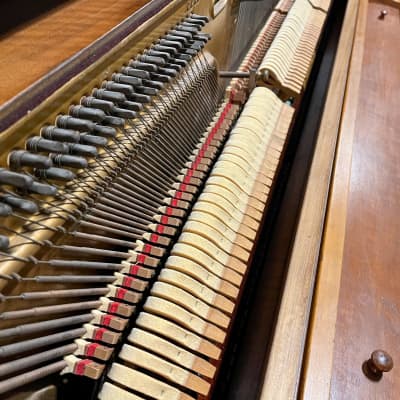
[0,0,72,37]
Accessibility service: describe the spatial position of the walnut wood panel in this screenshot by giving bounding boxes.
[330,1,400,397]
[0,0,149,106]
[304,0,400,398]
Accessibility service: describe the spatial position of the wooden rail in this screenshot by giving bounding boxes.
[258,0,359,398]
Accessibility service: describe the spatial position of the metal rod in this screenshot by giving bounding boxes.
[0,361,68,395]
[0,328,85,359]
[0,344,76,378]
[219,71,251,78]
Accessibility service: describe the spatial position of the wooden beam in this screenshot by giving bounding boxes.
[300,0,367,397]
[258,1,359,398]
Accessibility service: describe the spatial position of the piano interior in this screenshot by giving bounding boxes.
[0,0,399,399]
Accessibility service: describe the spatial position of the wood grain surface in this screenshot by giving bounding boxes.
[301,0,364,397]
[0,0,149,106]
[304,0,400,398]
[330,1,400,397]
[258,1,358,398]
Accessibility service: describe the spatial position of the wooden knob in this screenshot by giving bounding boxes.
[379,10,388,19]
[363,350,393,381]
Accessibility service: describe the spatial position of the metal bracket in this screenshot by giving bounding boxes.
[219,68,257,93]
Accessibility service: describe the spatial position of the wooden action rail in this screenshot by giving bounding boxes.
[98,87,294,399]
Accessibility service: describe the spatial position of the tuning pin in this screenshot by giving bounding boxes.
[121,67,150,79]
[110,107,136,120]
[0,202,13,217]
[69,105,106,123]
[152,44,178,56]
[92,125,117,138]
[189,14,209,22]
[179,21,201,31]
[9,150,52,170]
[28,181,58,196]
[112,73,142,87]
[92,89,127,104]
[50,154,88,169]
[128,60,158,73]
[0,169,34,189]
[41,126,81,143]
[79,133,108,147]
[67,143,98,157]
[0,235,10,252]
[35,167,76,182]
[167,31,191,42]
[56,115,96,132]
[103,115,125,127]
[26,136,69,154]
[0,194,39,214]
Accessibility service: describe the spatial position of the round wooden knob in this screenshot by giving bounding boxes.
[363,350,393,381]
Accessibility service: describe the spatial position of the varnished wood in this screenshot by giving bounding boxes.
[259,1,359,398]
[330,1,400,397]
[304,0,400,398]
[0,0,149,106]
[301,0,364,397]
